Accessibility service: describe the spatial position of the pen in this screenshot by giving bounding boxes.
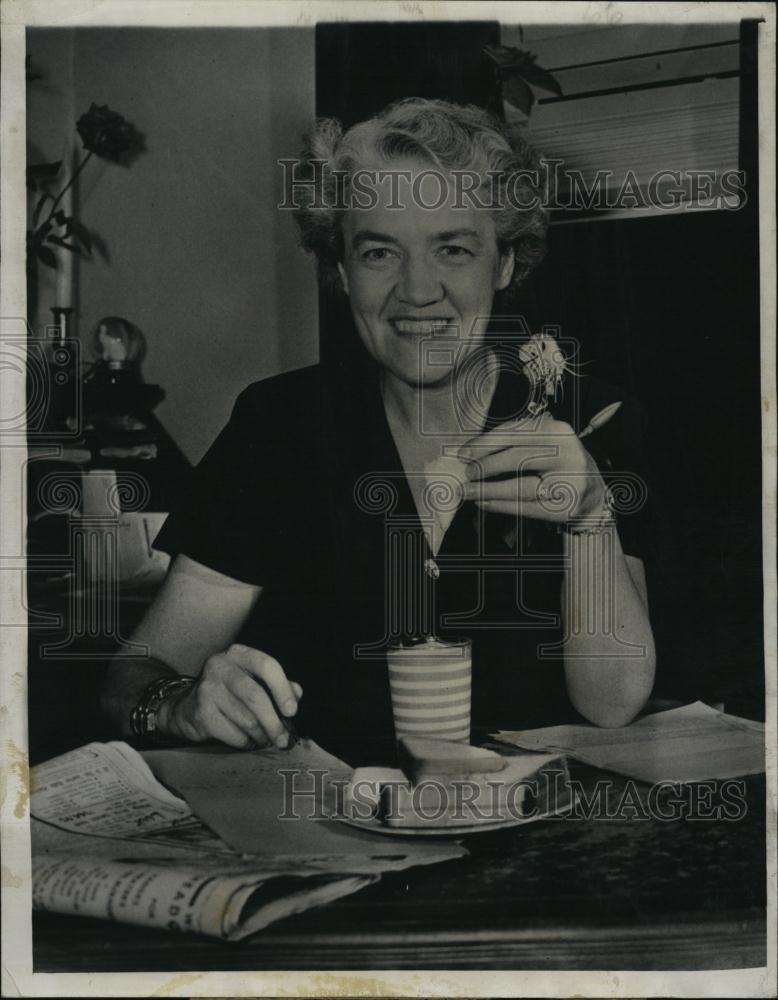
[578,401,622,440]
[281,716,300,749]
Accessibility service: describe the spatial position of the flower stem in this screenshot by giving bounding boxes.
[47,148,94,219]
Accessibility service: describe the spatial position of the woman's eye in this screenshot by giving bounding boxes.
[362,247,396,262]
[438,245,472,259]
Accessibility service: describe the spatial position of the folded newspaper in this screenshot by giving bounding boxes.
[31,740,464,941]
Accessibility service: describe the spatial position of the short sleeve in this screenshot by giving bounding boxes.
[153,369,318,586]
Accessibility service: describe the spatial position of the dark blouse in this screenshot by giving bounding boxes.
[155,352,650,763]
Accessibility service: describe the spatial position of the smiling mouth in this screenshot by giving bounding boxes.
[390,318,457,335]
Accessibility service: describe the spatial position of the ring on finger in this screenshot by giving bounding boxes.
[536,475,551,501]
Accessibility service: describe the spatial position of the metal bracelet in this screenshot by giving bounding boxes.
[562,501,617,536]
[129,675,196,739]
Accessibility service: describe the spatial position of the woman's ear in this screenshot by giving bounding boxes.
[337,262,350,295]
[496,248,515,291]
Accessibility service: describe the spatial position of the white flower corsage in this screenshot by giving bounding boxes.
[518,330,581,415]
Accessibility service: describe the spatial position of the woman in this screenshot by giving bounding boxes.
[101,99,655,763]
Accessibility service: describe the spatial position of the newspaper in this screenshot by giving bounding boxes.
[31,741,464,941]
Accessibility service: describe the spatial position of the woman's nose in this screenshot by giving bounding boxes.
[396,259,444,307]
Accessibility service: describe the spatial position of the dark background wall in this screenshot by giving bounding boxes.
[527,210,763,717]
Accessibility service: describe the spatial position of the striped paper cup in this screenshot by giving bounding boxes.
[387,637,471,744]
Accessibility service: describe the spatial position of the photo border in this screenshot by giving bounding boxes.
[1,2,775,997]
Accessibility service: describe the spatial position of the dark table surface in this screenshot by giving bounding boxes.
[33,759,766,972]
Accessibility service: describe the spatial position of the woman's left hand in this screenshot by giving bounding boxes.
[459,411,608,523]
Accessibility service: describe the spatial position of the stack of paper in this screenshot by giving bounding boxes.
[492,702,765,783]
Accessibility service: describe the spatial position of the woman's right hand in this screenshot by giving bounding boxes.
[157,644,303,749]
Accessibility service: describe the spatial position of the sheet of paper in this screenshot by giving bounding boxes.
[142,739,466,868]
[31,740,463,873]
[492,701,765,783]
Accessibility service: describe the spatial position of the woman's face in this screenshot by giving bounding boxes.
[338,160,514,388]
